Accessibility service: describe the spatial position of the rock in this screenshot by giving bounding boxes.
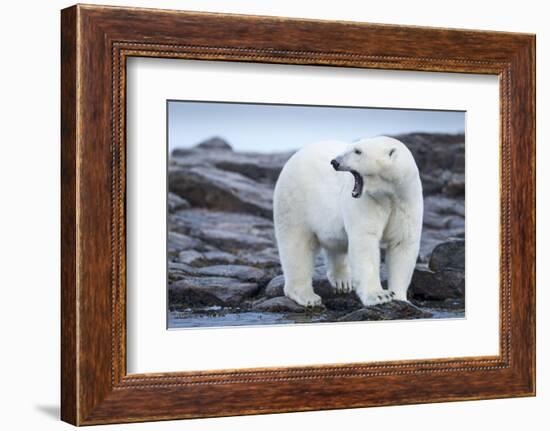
[169,165,273,218]
[338,300,433,321]
[429,240,465,272]
[169,276,258,307]
[264,265,389,300]
[238,249,281,268]
[168,192,190,212]
[178,249,243,267]
[419,195,465,260]
[442,173,465,197]
[452,153,465,173]
[395,133,465,176]
[171,144,293,185]
[323,296,362,311]
[170,209,274,253]
[420,170,452,195]
[169,261,266,282]
[195,137,233,151]
[424,195,465,218]
[178,250,204,265]
[392,133,465,197]
[264,274,285,297]
[409,267,465,301]
[168,232,205,257]
[202,251,240,265]
[195,264,266,282]
[264,266,338,299]
[195,227,273,252]
[253,296,305,312]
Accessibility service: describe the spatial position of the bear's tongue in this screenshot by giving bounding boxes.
[350,171,363,198]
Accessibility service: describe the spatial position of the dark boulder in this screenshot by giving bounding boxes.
[409,267,465,301]
[429,240,465,272]
[323,296,362,311]
[442,173,465,197]
[338,300,433,321]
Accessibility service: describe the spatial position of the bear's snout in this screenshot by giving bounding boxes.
[330,159,340,170]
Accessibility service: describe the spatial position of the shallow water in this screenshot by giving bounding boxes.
[168,306,465,329]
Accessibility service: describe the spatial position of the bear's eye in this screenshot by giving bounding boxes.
[354,149,362,155]
[389,148,396,158]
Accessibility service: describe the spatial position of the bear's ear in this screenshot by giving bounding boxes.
[389,148,396,158]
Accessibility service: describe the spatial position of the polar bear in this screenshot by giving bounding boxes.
[273,136,423,307]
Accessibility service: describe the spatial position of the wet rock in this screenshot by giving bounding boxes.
[338,300,433,321]
[409,267,465,301]
[323,296,362,311]
[429,240,465,272]
[414,298,465,312]
[169,276,258,307]
[168,192,190,212]
[253,296,305,312]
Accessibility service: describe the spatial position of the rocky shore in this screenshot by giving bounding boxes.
[167,134,465,328]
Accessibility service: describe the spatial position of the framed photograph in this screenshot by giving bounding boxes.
[61,4,535,425]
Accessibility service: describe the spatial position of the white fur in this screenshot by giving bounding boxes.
[273,136,423,307]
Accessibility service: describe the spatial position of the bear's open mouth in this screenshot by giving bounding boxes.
[350,170,363,198]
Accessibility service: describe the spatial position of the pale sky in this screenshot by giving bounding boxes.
[168,100,465,153]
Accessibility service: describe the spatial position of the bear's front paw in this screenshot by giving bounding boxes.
[327,271,353,294]
[284,289,323,308]
[356,288,395,306]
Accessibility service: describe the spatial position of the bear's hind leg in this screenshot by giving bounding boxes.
[324,249,353,293]
[278,229,322,307]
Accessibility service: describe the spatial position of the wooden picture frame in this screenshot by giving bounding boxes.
[61,4,535,425]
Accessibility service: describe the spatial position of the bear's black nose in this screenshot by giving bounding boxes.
[330,159,340,170]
